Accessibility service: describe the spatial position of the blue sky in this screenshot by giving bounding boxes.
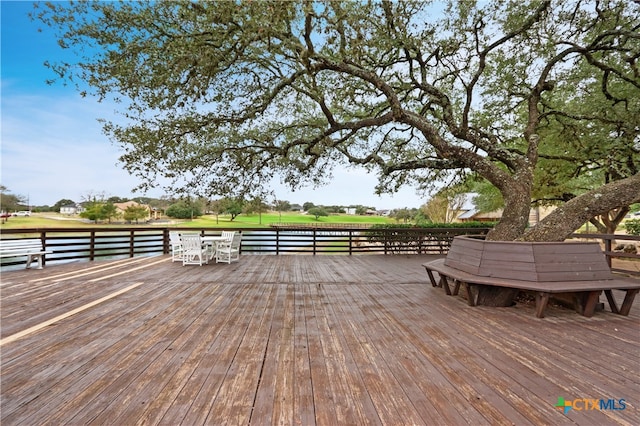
[1,1,424,209]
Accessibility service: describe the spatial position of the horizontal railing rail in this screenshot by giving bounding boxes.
[0,226,491,268]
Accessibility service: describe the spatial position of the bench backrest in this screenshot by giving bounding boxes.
[445,236,613,282]
[0,239,44,253]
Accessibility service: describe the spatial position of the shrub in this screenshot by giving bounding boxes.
[368,221,497,230]
[166,201,202,219]
[365,222,495,254]
[625,219,640,236]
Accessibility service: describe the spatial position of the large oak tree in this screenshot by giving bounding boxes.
[36,0,640,241]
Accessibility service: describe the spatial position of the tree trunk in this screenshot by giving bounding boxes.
[475,177,533,305]
[485,180,532,241]
[591,206,630,234]
[522,173,640,242]
[476,286,519,307]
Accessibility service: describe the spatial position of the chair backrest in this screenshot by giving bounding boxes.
[230,232,242,250]
[221,231,235,241]
[181,233,202,251]
[169,231,181,245]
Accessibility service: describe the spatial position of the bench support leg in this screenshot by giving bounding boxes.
[26,254,43,269]
[581,291,601,317]
[439,275,452,295]
[461,282,477,306]
[452,280,461,296]
[619,289,639,316]
[425,269,439,287]
[604,290,619,314]
[535,293,550,318]
[604,289,638,316]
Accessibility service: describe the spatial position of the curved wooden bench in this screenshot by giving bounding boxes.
[423,236,640,318]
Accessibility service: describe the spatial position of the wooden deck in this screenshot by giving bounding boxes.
[1,255,638,425]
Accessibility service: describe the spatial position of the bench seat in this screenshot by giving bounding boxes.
[423,258,640,318]
[0,239,52,269]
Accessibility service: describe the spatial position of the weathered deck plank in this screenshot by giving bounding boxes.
[1,255,639,425]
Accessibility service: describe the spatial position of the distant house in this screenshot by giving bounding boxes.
[60,204,84,215]
[447,193,492,223]
[452,194,502,223]
[60,205,76,215]
[450,193,554,225]
[113,201,151,221]
[149,207,163,220]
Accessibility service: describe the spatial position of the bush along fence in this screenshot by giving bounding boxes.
[363,222,497,254]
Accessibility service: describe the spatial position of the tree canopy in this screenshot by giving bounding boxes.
[36,0,640,241]
[0,185,26,212]
[307,206,329,220]
[165,200,202,219]
[123,205,150,223]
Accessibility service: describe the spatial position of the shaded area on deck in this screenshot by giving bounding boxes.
[1,255,638,425]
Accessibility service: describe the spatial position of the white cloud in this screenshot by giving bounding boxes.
[1,93,154,205]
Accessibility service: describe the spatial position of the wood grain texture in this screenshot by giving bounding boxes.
[1,254,638,425]
[443,236,615,282]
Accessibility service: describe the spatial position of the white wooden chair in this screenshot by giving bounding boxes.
[215,232,242,264]
[169,231,184,262]
[209,231,235,260]
[181,233,209,266]
[212,231,235,259]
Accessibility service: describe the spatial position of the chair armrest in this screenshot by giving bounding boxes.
[216,241,231,249]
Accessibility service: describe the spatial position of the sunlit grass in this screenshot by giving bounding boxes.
[0,214,92,229]
[176,212,394,228]
[1,212,396,230]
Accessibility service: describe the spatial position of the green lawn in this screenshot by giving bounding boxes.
[175,212,394,228]
[1,215,93,229]
[1,212,396,230]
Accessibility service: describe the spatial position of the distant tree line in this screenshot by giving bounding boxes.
[0,185,391,222]
[4,183,639,231]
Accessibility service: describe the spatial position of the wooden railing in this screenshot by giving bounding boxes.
[1,227,638,275]
[0,226,491,268]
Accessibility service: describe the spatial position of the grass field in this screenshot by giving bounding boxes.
[0,212,396,230]
[181,212,393,228]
